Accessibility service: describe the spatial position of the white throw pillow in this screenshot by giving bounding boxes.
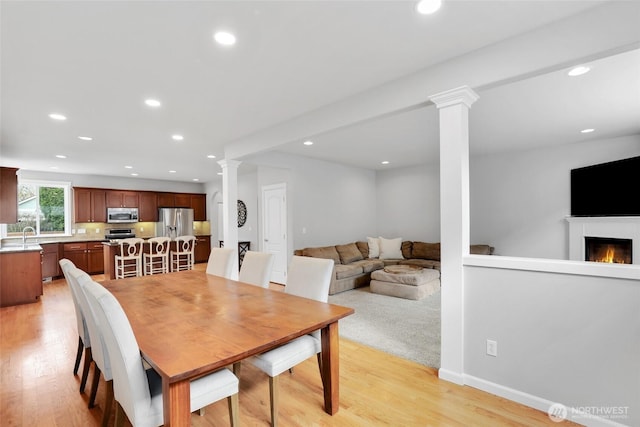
[367,236,380,258]
[378,237,403,259]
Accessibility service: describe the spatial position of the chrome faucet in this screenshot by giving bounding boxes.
[22,226,36,244]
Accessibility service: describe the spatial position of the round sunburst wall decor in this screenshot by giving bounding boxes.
[237,200,247,227]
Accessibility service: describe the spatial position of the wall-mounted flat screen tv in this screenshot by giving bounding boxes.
[570,155,640,216]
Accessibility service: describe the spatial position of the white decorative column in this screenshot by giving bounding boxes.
[429,86,479,385]
[218,159,241,279]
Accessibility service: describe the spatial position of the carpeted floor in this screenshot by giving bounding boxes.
[328,286,441,369]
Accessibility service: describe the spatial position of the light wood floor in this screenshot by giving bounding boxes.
[0,265,567,426]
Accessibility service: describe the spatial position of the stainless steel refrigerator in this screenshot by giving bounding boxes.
[156,208,194,240]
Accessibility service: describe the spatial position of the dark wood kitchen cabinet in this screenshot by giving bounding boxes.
[74,187,106,223]
[191,194,206,221]
[138,191,158,222]
[174,193,191,208]
[194,235,211,263]
[106,190,139,208]
[0,167,19,224]
[0,250,42,307]
[157,192,175,208]
[87,241,104,274]
[41,243,61,279]
[62,241,104,274]
[62,242,88,271]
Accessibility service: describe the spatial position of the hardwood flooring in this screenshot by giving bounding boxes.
[0,265,568,426]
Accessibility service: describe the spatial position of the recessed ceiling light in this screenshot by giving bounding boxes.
[217,172,223,176]
[568,66,591,77]
[169,170,176,173]
[207,155,216,159]
[172,134,184,141]
[214,31,236,46]
[192,178,199,182]
[50,166,59,170]
[581,128,595,133]
[124,165,133,169]
[381,161,390,165]
[416,0,442,15]
[303,140,314,146]
[78,136,93,141]
[55,154,67,159]
[131,173,139,176]
[144,99,161,107]
[49,113,67,121]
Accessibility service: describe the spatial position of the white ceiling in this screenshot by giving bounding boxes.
[2,1,638,182]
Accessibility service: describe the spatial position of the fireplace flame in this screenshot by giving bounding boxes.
[603,246,615,263]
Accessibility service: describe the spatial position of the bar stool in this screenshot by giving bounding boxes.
[171,235,196,272]
[115,238,144,279]
[144,237,170,275]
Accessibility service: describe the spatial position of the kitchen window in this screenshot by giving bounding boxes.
[2,180,71,238]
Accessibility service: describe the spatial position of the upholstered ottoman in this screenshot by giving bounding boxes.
[370,265,440,300]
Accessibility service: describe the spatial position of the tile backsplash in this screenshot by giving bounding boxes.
[74,221,210,239]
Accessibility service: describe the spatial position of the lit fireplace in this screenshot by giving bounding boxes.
[584,237,632,264]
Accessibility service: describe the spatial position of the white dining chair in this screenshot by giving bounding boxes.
[78,273,240,427]
[143,236,170,275]
[115,238,144,279]
[238,251,274,288]
[171,235,196,272]
[68,267,114,427]
[59,258,93,393]
[249,255,334,427]
[205,247,235,278]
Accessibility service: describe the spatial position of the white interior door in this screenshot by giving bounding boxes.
[262,183,287,284]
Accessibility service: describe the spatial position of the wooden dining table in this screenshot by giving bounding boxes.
[100,270,354,426]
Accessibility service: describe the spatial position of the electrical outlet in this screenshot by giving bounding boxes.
[140,227,144,232]
[95,228,100,233]
[486,339,498,357]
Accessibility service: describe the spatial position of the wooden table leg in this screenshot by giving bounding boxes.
[320,321,340,415]
[163,379,191,426]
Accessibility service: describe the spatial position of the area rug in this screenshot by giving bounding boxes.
[328,286,441,369]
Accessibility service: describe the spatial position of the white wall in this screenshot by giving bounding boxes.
[18,170,205,193]
[464,260,640,426]
[372,135,640,257]
[470,135,640,259]
[243,151,378,249]
[376,162,441,242]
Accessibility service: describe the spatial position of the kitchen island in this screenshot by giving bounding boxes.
[0,243,43,307]
[102,236,211,280]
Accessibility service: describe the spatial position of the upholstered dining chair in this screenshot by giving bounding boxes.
[143,236,170,275]
[205,247,235,278]
[115,237,144,279]
[68,267,114,427]
[78,273,240,427]
[171,235,196,272]
[238,251,274,288]
[249,255,334,426]
[59,258,92,393]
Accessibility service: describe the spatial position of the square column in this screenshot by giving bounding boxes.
[429,86,479,384]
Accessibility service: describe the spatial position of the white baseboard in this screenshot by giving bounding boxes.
[462,374,631,427]
[437,368,464,385]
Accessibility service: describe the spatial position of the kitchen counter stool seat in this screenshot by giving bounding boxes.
[144,237,170,275]
[171,235,196,272]
[115,238,144,279]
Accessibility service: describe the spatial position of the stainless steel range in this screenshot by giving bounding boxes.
[105,228,136,241]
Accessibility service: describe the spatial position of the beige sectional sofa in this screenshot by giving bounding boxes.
[294,240,493,295]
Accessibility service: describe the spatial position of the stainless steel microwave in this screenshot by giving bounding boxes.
[107,207,139,223]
